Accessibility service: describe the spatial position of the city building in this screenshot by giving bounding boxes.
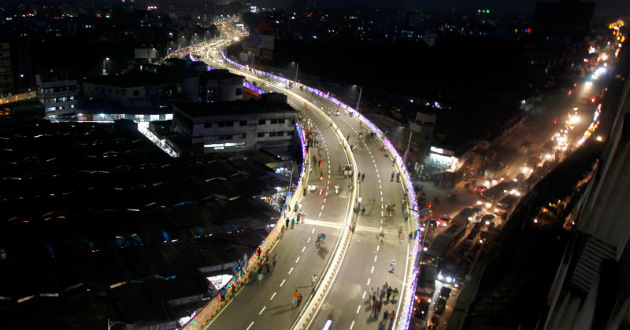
[0,98,44,131]
[182,69,245,103]
[542,52,630,330]
[35,69,78,118]
[170,93,297,154]
[0,39,13,94]
[0,121,286,330]
[82,71,179,109]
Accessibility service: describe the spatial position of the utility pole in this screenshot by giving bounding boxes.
[294,63,299,81]
[403,130,413,164]
[355,86,363,112]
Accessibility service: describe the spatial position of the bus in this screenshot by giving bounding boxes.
[424,222,467,264]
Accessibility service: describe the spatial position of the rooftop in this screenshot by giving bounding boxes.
[174,93,294,118]
[0,121,287,329]
[83,71,179,88]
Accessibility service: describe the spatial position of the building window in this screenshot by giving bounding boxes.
[218,121,226,127]
[204,122,213,128]
[257,132,265,138]
[226,121,234,127]
[258,119,266,125]
[240,120,247,126]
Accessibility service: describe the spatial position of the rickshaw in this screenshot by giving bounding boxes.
[316,234,326,248]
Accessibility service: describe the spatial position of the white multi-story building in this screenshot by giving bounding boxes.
[171,93,297,154]
[35,71,78,118]
[82,72,176,108]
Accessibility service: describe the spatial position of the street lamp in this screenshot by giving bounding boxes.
[102,58,110,75]
[292,62,299,81]
[354,85,363,112]
[403,130,413,164]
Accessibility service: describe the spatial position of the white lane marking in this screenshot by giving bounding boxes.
[288,267,294,275]
[270,292,277,300]
[379,185,382,190]
[280,279,286,287]
[259,306,266,315]
[319,212,322,218]
[301,246,306,253]
[381,197,384,202]
[246,321,255,330]
[295,256,301,263]
[350,320,355,330]
[374,255,378,262]
[356,305,361,314]
[321,205,325,210]
[380,191,383,195]
[307,237,312,243]
[377,173,380,178]
[362,291,366,300]
[377,245,380,252]
[312,228,315,233]
[375,168,379,173]
[324,198,327,203]
[371,266,374,274]
[367,278,371,286]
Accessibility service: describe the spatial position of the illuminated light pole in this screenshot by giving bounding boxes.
[403,130,413,165]
[102,57,110,75]
[354,85,363,112]
[292,62,299,81]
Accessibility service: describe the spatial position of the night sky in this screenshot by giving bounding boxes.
[252,0,630,18]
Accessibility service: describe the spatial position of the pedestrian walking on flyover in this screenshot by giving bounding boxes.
[291,218,296,228]
[292,290,300,308]
[379,287,386,302]
[378,321,386,330]
[361,207,366,216]
[392,288,399,302]
[389,311,396,329]
[391,171,395,182]
[372,301,379,318]
[396,173,400,182]
[297,292,303,307]
[386,287,392,302]
[311,274,318,286]
[390,260,396,273]
[285,218,289,228]
[361,173,365,182]
[383,310,390,322]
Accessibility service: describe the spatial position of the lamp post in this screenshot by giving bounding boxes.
[403,130,413,165]
[102,58,110,75]
[354,85,363,112]
[292,62,299,81]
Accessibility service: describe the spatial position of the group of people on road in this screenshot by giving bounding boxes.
[369,283,399,329]
[390,171,401,182]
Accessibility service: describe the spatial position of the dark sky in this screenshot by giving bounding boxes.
[253,0,630,19]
